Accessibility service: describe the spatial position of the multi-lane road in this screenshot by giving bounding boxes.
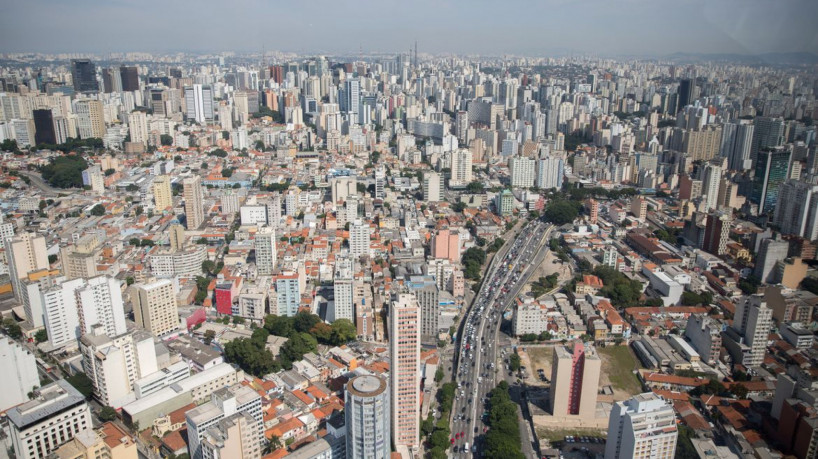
[448,220,552,457]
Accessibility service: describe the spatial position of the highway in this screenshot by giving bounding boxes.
[448,220,551,457]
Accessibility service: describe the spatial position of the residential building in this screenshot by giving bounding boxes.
[549,341,601,420]
[346,375,390,459]
[683,314,721,365]
[186,385,263,459]
[724,294,772,367]
[199,412,262,459]
[350,220,370,259]
[131,279,179,337]
[408,275,440,342]
[254,226,277,276]
[0,338,39,412]
[510,156,536,188]
[330,258,354,323]
[422,172,443,202]
[76,275,126,338]
[152,175,173,211]
[5,232,48,302]
[274,272,301,316]
[183,176,205,229]
[390,293,421,450]
[605,392,678,459]
[450,148,473,187]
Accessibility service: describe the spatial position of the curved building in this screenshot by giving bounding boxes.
[345,375,390,459]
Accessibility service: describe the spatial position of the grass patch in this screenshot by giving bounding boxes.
[536,426,605,443]
[597,345,643,395]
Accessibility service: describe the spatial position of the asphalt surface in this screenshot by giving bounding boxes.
[17,170,81,196]
[448,220,551,458]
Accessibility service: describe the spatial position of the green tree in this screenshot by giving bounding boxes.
[160,134,174,146]
[65,372,94,399]
[2,319,22,339]
[39,155,89,188]
[265,314,295,337]
[34,329,48,343]
[293,311,320,334]
[509,353,521,371]
[89,204,106,216]
[98,406,118,421]
[203,329,216,345]
[48,254,58,264]
[330,319,357,345]
[202,260,216,275]
[544,199,580,225]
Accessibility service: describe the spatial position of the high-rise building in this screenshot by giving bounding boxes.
[677,78,693,109]
[185,84,215,124]
[721,121,754,171]
[274,272,300,316]
[71,59,99,93]
[604,393,678,459]
[119,66,139,92]
[199,412,262,459]
[254,226,277,276]
[774,180,818,241]
[74,99,105,139]
[350,220,371,259]
[152,175,173,211]
[374,165,386,199]
[751,117,785,164]
[169,223,185,251]
[330,258,354,322]
[102,67,121,93]
[186,385,263,459]
[340,78,360,124]
[536,156,564,190]
[754,237,790,283]
[495,189,515,216]
[0,338,39,413]
[751,149,791,214]
[183,176,205,229]
[32,109,56,145]
[331,177,357,203]
[81,165,104,193]
[684,314,722,365]
[450,148,473,187]
[700,162,722,211]
[8,379,93,459]
[5,232,49,302]
[422,172,443,202]
[408,275,440,342]
[76,275,126,338]
[127,110,149,146]
[131,279,178,337]
[684,125,722,161]
[702,211,731,256]
[346,375,390,459]
[728,294,772,367]
[549,341,601,419]
[390,293,421,450]
[510,156,536,188]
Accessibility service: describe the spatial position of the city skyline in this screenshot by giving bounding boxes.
[2,0,817,57]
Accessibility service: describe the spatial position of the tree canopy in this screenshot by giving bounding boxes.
[40,155,88,188]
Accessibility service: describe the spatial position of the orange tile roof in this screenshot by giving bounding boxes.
[266,417,304,438]
[161,430,188,453]
[262,448,289,459]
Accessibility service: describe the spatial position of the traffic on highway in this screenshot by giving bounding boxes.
[447,220,550,457]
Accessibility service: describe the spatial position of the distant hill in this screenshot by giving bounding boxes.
[664,52,818,65]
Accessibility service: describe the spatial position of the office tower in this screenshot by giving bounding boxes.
[76,275,126,338]
[71,59,99,93]
[32,109,56,145]
[80,327,158,408]
[510,156,536,188]
[677,78,693,109]
[255,226,277,276]
[350,220,371,259]
[731,295,773,366]
[346,375,390,459]
[185,84,215,124]
[340,78,360,124]
[751,149,791,214]
[422,171,443,202]
[450,148,473,187]
[702,211,732,256]
[168,223,185,251]
[605,393,678,459]
[390,293,421,450]
[774,180,818,241]
[495,189,515,216]
[199,412,262,459]
[754,237,790,284]
[330,258,354,322]
[183,176,205,229]
[82,165,104,193]
[119,66,139,91]
[74,99,105,139]
[374,165,386,199]
[132,279,178,336]
[751,117,785,164]
[700,162,722,211]
[186,385,263,459]
[101,67,121,93]
[274,272,300,316]
[10,119,35,148]
[721,121,754,171]
[549,341,601,419]
[331,177,357,203]
[5,232,48,302]
[536,156,564,190]
[408,276,440,342]
[152,175,173,211]
[52,115,69,144]
[8,379,92,459]
[0,338,39,412]
[127,110,149,146]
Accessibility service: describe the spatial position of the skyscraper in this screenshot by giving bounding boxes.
[408,275,440,342]
[330,258,354,322]
[340,78,360,124]
[32,109,57,145]
[374,165,386,199]
[754,237,790,284]
[773,180,818,241]
[5,232,48,302]
[76,275,127,338]
[119,66,139,91]
[731,295,773,367]
[721,121,754,171]
[450,148,473,187]
[677,78,694,109]
[390,293,421,450]
[510,156,536,188]
[274,272,300,316]
[131,279,178,337]
[536,156,564,190]
[700,162,722,211]
[74,99,105,139]
[346,375,390,459]
[185,84,215,124]
[605,393,678,459]
[183,176,204,229]
[350,220,371,259]
[71,59,99,93]
[751,117,785,164]
[255,226,277,276]
[152,175,173,211]
[101,68,121,93]
[127,110,149,146]
[422,172,443,202]
[549,341,601,419]
[751,149,791,214]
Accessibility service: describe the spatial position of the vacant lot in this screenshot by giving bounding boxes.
[525,346,554,381]
[597,345,643,399]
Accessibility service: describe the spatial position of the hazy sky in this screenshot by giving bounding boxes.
[2,0,817,56]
